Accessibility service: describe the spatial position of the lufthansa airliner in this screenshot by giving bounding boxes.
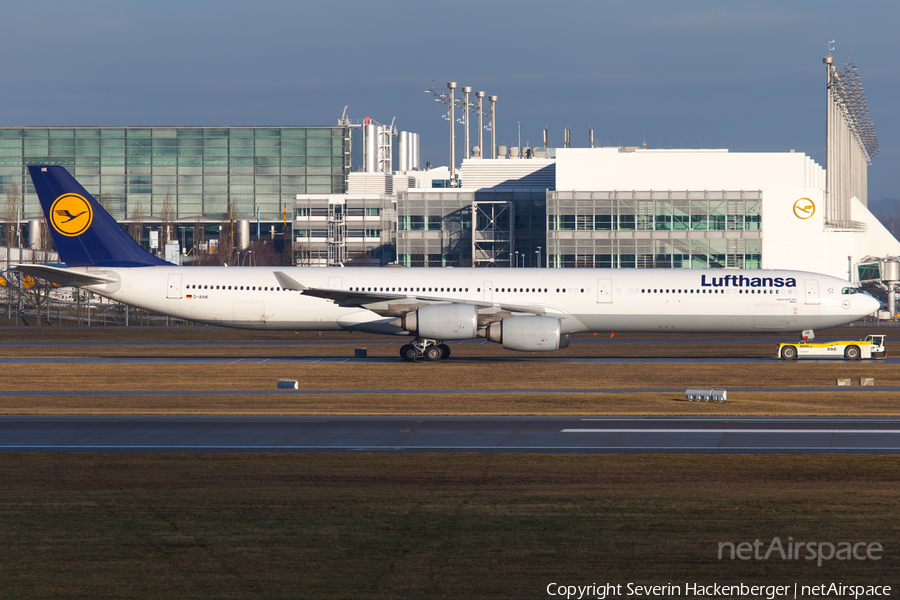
[18,166,879,361]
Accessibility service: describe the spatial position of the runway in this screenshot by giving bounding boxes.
[2,416,899,454]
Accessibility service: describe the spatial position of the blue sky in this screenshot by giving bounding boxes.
[2,0,897,202]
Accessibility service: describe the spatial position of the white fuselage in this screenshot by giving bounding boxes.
[73,266,878,336]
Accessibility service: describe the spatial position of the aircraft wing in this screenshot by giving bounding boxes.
[15,264,119,288]
[273,270,548,316]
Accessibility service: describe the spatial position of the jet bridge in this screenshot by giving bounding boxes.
[857,256,899,319]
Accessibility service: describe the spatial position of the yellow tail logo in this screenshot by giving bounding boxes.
[50,193,93,237]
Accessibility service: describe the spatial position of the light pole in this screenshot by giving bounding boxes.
[489,95,498,159]
[536,247,541,268]
[462,86,472,160]
[515,251,519,268]
[448,82,457,181]
[476,91,485,157]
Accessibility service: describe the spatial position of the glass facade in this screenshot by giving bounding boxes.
[396,190,546,268]
[0,127,349,223]
[547,190,763,269]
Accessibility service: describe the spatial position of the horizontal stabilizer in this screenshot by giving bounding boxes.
[15,264,118,288]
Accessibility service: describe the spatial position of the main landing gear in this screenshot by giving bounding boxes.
[399,339,451,362]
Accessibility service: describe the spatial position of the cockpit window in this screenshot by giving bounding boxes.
[841,287,875,298]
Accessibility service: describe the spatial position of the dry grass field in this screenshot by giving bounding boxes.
[0,325,898,415]
[1,327,898,598]
[0,453,897,599]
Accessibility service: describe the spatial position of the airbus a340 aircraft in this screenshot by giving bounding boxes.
[19,166,879,361]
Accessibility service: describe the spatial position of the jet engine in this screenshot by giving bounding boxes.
[481,315,569,351]
[395,303,478,340]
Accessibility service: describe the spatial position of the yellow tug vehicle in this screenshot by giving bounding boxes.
[778,331,886,361]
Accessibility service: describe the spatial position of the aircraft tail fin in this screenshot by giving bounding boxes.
[28,165,168,267]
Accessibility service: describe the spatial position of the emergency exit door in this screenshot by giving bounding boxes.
[167,274,182,299]
[804,279,820,305]
[596,278,612,303]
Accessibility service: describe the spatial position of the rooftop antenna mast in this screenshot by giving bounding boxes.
[425,81,460,181]
[475,91,486,157]
[488,95,498,158]
[461,87,473,160]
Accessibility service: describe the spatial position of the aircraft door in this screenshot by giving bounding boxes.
[167,273,182,299]
[328,277,342,290]
[804,279,820,305]
[483,281,493,302]
[596,278,612,303]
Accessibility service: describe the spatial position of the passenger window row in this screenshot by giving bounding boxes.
[187,284,285,291]
[640,288,780,294]
[349,286,585,294]
[352,286,469,293]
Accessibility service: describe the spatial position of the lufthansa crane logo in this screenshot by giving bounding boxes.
[50,193,93,237]
[793,198,816,220]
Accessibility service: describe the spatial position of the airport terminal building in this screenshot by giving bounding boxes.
[0,125,349,252]
[1,58,898,283]
[381,144,899,282]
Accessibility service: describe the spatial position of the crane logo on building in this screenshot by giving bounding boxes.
[50,193,93,237]
[793,198,816,220]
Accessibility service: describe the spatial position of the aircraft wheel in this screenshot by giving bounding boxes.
[781,345,797,360]
[400,344,419,361]
[424,346,443,361]
[438,344,451,359]
[845,345,861,360]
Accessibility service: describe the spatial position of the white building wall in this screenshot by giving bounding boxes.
[555,148,824,191]
[759,188,826,273]
[761,189,900,279]
[553,147,900,280]
[846,198,900,271]
[458,158,555,189]
[397,166,451,190]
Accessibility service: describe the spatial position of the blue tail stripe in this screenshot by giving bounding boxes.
[29,166,168,267]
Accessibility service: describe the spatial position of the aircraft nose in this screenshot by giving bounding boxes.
[863,294,881,317]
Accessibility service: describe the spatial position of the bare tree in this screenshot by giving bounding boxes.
[4,182,20,247]
[40,218,53,253]
[98,192,112,213]
[346,249,378,267]
[130,199,144,246]
[410,243,427,267]
[16,215,59,326]
[159,193,175,247]
[249,240,292,266]
[193,217,206,254]
[292,241,309,266]
[2,183,18,321]
[216,200,237,265]
[20,274,55,327]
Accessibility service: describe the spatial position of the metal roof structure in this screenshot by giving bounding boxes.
[830,63,879,163]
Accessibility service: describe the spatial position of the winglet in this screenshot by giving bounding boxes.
[273,271,308,291]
